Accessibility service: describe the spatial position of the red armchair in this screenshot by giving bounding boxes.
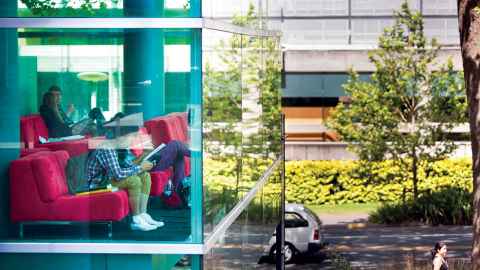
[144,112,191,197]
[10,151,130,238]
[20,115,90,157]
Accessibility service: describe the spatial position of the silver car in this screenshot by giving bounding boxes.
[267,203,325,263]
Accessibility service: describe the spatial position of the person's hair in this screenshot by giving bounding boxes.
[431,242,447,260]
[48,85,61,93]
[42,92,63,123]
[88,107,105,121]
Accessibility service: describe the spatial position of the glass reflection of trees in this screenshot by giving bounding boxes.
[203,4,282,230]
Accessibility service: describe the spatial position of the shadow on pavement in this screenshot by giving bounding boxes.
[257,251,329,269]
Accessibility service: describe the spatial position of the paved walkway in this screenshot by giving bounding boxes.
[204,212,473,270]
[324,223,472,269]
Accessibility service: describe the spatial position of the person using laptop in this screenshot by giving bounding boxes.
[43,85,106,137]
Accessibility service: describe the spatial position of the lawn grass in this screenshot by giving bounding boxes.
[306,203,380,215]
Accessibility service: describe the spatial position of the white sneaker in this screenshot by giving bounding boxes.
[141,213,165,227]
[131,215,158,231]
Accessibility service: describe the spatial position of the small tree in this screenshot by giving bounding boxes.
[328,2,467,200]
[203,3,281,160]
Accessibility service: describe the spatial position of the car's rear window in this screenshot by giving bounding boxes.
[304,207,322,225]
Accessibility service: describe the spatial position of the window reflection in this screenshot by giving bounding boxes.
[15,0,196,17]
[202,28,281,235]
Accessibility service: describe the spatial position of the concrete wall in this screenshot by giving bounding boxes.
[284,47,463,73]
[286,141,472,160]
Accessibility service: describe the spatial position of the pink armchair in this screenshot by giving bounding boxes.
[10,150,130,238]
[20,115,90,157]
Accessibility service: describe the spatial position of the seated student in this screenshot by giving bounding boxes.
[150,140,191,198]
[45,85,106,136]
[48,85,75,125]
[39,92,73,138]
[125,126,191,200]
[86,126,164,231]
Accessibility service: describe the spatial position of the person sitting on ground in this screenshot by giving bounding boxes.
[86,126,164,231]
[431,242,449,270]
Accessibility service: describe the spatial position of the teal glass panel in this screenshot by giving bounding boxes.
[155,255,203,270]
[202,28,281,235]
[0,254,203,270]
[283,73,372,98]
[203,29,242,235]
[0,27,202,244]
[203,172,281,269]
[8,0,200,18]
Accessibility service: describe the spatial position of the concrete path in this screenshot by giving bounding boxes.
[324,224,472,269]
[203,212,473,270]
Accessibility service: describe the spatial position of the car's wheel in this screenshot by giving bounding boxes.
[284,243,296,263]
[270,243,297,264]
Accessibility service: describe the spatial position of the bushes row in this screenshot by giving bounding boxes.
[204,158,472,206]
[285,159,472,204]
[369,187,472,225]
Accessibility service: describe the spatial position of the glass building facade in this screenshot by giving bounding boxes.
[269,0,461,142]
[265,0,458,46]
[0,1,282,269]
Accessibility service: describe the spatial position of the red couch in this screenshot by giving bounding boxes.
[10,151,129,236]
[144,112,190,197]
[20,115,90,157]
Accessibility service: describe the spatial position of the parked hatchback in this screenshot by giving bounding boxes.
[266,203,324,263]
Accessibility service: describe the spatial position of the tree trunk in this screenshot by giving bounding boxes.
[457,1,480,268]
[412,149,419,200]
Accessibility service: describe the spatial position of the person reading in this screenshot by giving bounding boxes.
[125,126,191,202]
[86,123,164,231]
[104,113,192,202]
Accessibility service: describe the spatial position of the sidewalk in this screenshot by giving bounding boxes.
[323,223,472,269]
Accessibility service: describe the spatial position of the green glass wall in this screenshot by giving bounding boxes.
[0,27,203,244]
[0,254,203,270]
[202,27,282,236]
[0,1,282,269]
[203,173,281,269]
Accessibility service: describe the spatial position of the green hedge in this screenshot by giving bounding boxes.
[369,187,472,225]
[204,158,472,206]
[285,159,472,204]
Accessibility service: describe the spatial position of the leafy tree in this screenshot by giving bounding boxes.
[328,2,467,200]
[203,3,281,200]
[203,3,281,160]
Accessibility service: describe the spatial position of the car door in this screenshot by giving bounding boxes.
[285,212,310,252]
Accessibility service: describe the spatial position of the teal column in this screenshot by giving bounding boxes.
[190,29,203,244]
[189,0,201,17]
[0,0,18,238]
[123,0,165,120]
